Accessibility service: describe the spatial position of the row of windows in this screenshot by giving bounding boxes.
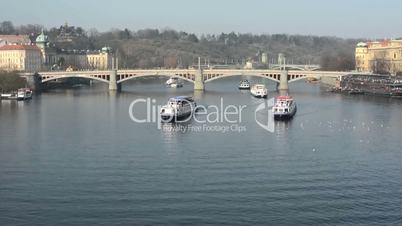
[0,63,41,71]
[0,53,111,70]
[0,52,23,57]
[0,58,41,64]
[0,58,23,64]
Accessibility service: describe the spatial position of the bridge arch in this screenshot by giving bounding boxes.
[204,73,280,83]
[288,76,308,83]
[271,65,301,71]
[40,74,110,84]
[288,74,322,83]
[117,73,195,84]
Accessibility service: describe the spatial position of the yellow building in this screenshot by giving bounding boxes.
[86,47,113,70]
[355,40,402,74]
[35,31,113,70]
[0,44,42,72]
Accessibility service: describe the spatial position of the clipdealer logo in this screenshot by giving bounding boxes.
[128,98,247,133]
[254,98,275,133]
[128,97,275,133]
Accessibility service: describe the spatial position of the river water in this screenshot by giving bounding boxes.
[1,77,402,225]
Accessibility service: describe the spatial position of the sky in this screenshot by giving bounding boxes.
[1,0,402,38]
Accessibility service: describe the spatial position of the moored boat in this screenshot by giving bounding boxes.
[272,95,297,120]
[250,84,267,98]
[160,96,196,122]
[1,93,17,100]
[17,88,33,100]
[1,88,32,100]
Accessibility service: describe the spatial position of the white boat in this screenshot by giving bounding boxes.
[238,80,250,89]
[1,93,15,100]
[272,95,297,120]
[166,77,177,85]
[250,84,267,98]
[160,96,196,122]
[17,88,33,100]
[166,77,183,88]
[170,83,183,88]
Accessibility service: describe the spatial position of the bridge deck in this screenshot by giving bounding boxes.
[28,69,352,86]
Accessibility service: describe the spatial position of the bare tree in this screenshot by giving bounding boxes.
[0,21,15,34]
[164,56,178,68]
[371,57,391,74]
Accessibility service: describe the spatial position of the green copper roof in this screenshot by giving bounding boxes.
[35,30,49,43]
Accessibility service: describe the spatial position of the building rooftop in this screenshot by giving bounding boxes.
[0,35,31,46]
[0,44,41,51]
[356,42,368,47]
[35,30,49,43]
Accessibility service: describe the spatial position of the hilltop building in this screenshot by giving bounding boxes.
[355,40,402,74]
[55,22,80,43]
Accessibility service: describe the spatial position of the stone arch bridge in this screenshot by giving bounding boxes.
[34,69,349,91]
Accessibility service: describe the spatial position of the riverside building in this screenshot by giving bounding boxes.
[355,39,402,75]
[0,44,42,72]
[0,31,113,72]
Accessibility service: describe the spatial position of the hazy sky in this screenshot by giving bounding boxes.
[1,0,402,38]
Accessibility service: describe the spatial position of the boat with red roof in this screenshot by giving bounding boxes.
[272,95,297,120]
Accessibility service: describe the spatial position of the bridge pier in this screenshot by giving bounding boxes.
[25,73,42,91]
[194,69,204,91]
[278,70,289,92]
[109,70,120,91]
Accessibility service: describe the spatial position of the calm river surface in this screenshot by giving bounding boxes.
[1,77,402,225]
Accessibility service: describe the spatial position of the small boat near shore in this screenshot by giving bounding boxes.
[250,84,267,98]
[272,95,297,120]
[160,96,196,122]
[348,89,364,95]
[1,88,33,100]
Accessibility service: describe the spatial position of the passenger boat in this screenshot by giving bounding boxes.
[272,95,297,120]
[17,88,33,100]
[238,80,250,89]
[166,77,183,88]
[160,96,196,122]
[250,84,267,98]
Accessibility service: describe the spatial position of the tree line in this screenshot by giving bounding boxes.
[1,21,360,71]
[0,71,26,92]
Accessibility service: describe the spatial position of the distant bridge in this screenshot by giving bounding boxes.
[28,69,350,91]
[269,64,321,71]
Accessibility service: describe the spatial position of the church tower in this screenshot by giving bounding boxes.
[35,30,50,64]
